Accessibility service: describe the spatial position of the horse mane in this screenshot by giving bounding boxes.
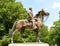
[35,11,41,18]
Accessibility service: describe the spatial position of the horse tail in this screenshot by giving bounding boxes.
[9,21,17,37]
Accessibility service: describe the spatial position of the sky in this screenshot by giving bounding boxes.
[16,0,60,27]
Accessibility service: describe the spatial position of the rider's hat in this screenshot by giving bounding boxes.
[29,7,32,10]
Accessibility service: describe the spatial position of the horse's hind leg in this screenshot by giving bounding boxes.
[11,29,18,43]
[20,27,25,43]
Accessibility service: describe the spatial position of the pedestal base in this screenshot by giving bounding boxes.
[8,43,49,46]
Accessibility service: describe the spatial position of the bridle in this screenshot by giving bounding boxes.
[43,16,49,22]
[37,10,49,22]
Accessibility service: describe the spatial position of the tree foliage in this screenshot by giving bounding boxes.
[0,0,27,39]
[45,20,60,46]
[50,20,60,46]
[40,25,48,42]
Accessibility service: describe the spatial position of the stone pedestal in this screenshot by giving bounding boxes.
[9,43,49,46]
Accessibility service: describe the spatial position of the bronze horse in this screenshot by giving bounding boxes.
[10,9,49,43]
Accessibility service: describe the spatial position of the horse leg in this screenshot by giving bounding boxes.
[20,27,25,43]
[37,30,41,43]
[11,29,18,43]
[35,29,40,42]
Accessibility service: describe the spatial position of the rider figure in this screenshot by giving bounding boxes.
[27,7,36,29]
[27,7,33,22]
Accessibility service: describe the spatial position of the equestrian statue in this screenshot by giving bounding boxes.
[9,8,49,43]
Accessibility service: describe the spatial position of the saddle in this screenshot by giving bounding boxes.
[24,18,37,29]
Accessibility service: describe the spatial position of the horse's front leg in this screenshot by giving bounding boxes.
[35,29,40,42]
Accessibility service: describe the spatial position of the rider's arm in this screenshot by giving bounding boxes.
[28,10,33,19]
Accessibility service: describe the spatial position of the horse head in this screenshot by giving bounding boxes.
[41,9,49,16]
[35,9,49,22]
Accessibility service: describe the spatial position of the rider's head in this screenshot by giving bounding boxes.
[29,7,32,11]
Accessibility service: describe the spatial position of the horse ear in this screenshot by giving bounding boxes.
[42,8,44,11]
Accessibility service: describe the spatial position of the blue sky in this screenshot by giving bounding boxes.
[16,0,60,27]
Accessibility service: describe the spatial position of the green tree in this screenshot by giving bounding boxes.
[40,25,48,42]
[0,0,28,46]
[52,20,60,46]
[0,0,27,39]
[14,29,36,43]
[47,20,60,46]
